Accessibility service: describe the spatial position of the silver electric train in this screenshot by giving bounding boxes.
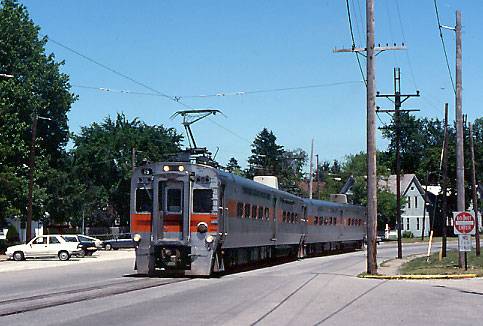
[131,160,366,276]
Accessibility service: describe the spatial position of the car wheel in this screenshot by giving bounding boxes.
[78,249,86,258]
[13,251,24,261]
[86,251,94,256]
[105,243,112,251]
[113,247,119,251]
[58,251,70,261]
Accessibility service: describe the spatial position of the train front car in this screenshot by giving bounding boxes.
[131,162,221,276]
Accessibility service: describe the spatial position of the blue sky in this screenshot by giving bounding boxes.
[19,0,482,168]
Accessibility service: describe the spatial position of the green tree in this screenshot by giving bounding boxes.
[246,128,284,179]
[279,148,307,195]
[0,0,76,225]
[70,113,183,227]
[226,157,243,176]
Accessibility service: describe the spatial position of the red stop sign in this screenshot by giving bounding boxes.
[454,212,475,235]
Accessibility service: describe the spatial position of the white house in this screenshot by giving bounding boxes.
[379,174,430,237]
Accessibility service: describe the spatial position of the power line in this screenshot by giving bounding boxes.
[179,81,363,98]
[72,80,363,99]
[344,0,366,86]
[394,0,418,90]
[47,37,258,144]
[433,0,456,94]
[47,37,192,109]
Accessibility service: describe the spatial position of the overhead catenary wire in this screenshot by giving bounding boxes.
[47,37,192,110]
[72,80,362,100]
[344,0,366,86]
[47,37,255,144]
[433,0,456,94]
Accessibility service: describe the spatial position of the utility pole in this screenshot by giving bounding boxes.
[377,68,420,259]
[334,0,406,274]
[455,10,465,268]
[469,122,480,256]
[26,114,52,243]
[365,0,378,274]
[441,103,449,257]
[315,154,320,199]
[421,171,429,241]
[26,115,38,243]
[309,139,314,199]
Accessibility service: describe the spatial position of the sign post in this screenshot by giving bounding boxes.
[453,211,476,271]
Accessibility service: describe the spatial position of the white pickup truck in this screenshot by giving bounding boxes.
[5,235,82,261]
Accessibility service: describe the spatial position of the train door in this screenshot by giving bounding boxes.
[159,180,185,240]
[219,184,227,235]
[271,197,277,241]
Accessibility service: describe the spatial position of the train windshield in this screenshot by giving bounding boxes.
[167,188,182,212]
[193,189,213,213]
[136,187,153,213]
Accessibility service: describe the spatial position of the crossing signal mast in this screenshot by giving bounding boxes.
[170,109,223,165]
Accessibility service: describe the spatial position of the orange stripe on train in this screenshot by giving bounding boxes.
[131,213,152,233]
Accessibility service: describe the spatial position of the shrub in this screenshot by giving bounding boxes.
[6,224,20,243]
[402,231,414,239]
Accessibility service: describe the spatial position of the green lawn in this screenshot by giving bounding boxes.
[400,250,483,276]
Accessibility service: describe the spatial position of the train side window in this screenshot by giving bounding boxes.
[264,207,269,220]
[167,188,182,212]
[136,188,153,213]
[237,202,244,218]
[295,213,298,223]
[244,203,251,218]
[290,212,295,224]
[314,217,318,225]
[258,206,264,220]
[334,218,337,225]
[193,189,213,213]
[282,211,286,223]
[252,205,258,219]
[319,217,323,225]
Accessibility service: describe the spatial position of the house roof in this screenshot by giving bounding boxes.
[378,174,425,196]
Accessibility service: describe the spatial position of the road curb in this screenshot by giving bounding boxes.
[360,274,478,280]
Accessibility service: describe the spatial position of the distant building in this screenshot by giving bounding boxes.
[379,174,430,237]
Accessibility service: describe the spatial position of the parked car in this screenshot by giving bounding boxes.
[5,235,82,261]
[62,235,102,257]
[103,234,135,250]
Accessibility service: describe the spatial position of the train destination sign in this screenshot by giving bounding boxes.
[453,211,476,235]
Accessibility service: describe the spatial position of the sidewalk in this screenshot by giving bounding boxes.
[0,249,134,273]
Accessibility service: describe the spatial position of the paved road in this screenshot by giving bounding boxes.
[1,243,482,326]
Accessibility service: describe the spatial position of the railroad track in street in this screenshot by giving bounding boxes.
[0,277,190,317]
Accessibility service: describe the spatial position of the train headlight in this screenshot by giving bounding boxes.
[133,234,142,243]
[178,165,185,172]
[206,235,214,243]
[197,222,208,233]
[163,165,170,172]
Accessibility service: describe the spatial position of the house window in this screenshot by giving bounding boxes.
[407,218,410,230]
[416,218,420,230]
[414,196,418,208]
[407,196,411,209]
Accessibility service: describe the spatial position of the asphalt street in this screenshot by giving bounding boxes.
[1,243,482,326]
